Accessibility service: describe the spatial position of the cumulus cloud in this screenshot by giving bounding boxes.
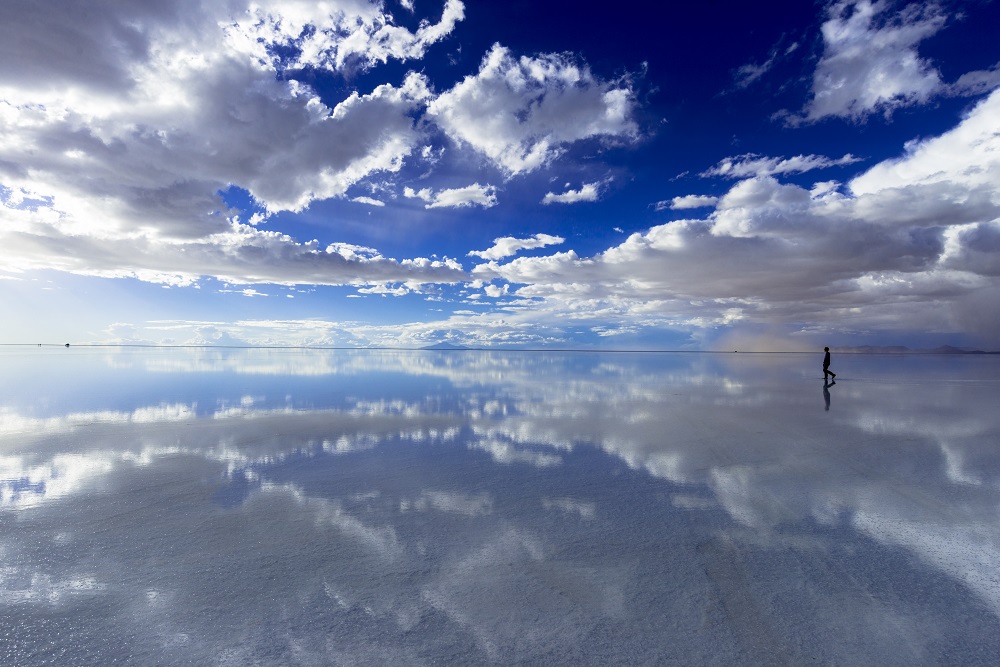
[405,183,497,209]
[0,1,441,217]
[427,183,498,209]
[661,195,719,210]
[468,233,565,261]
[0,0,472,290]
[427,44,638,174]
[0,217,468,287]
[0,0,640,296]
[795,1,1000,123]
[541,181,602,205]
[702,153,862,179]
[849,90,1000,196]
[471,89,1000,346]
[403,186,433,202]
[352,196,386,207]
[484,284,510,298]
[802,0,946,121]
[233,0,465,72]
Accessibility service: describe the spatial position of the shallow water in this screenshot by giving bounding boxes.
[2,347,999,665]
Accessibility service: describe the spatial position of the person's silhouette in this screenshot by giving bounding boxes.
[823,380,835,410]
[823,346,836,380]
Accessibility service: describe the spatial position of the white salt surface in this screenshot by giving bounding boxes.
[1,347,999,664]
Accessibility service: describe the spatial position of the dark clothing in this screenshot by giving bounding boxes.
[823,351,831,369]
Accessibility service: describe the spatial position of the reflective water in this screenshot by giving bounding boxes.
[2,347,999,665]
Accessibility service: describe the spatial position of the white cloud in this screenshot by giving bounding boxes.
[403,186,434,202]
[793,2,1000,123]
[0,0,471,290]
[484,284,509,298]
[324,242,383,261]
[663,195,719,210]
[427,44,638,174]
[428,183,498,209]
[947,63,1000,97]
[849,89,1000,196]
[702,153,862,179]
[233,0,465,72]
[541,181,602,205]
[357,284,411,297]
[404,183,497,209]
[0,3,441,217]
[468,234,565,261]
[469,89,1000,346]
[802,0,946,122]
[352,196,386,207]
[0,218,468,287]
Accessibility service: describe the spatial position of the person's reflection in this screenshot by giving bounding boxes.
[823,379,835,411]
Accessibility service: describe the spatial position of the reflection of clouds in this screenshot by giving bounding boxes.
[422,526,625,661]
[102,347,742,392]
[323,433,381,454]
[471,438,562,467]
[670,493,716,511]
[4,349,1000,662]
[854,512,1000,616]
[1,453,116,507]
[401,490,493,516]
[0,568,105,605]
[263,483,404,562]
[542,497,596,520]
[0,398,464,507]
[350,399,428,417]
[711,467,767,528]
[448,352,1000,628]
[940,443,982,486]
[0,403,195,435]
[472,422,575,451]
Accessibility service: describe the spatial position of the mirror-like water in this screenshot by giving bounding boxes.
[2,347,999,665]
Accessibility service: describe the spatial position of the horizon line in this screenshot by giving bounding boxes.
[2,343,997,355]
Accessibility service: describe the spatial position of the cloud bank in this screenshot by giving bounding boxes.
[471,89,1000,346]
[1,0,998,348]
[0,0,633,293]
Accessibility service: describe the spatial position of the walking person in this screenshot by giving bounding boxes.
[823,347,836,380]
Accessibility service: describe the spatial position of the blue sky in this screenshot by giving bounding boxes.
[2,0,999,349]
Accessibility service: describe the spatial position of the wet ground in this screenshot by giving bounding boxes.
[2,347,999,665]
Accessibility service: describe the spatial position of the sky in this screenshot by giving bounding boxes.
[2,0,999,350]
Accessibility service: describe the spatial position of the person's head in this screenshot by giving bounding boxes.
[824,347,829,351]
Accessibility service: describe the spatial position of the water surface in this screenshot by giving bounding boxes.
[2,348,999,665]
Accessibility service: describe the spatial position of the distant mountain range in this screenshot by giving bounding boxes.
[838,345,998,354]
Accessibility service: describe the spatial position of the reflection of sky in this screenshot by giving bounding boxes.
[2,348,1000,664]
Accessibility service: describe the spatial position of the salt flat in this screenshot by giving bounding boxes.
[2,347,999,665]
